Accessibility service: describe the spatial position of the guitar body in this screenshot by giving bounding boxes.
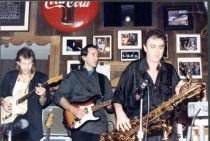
[64,102,100,129]
[1,75,63,124]
[1,96,27,124]
[64,98,112,129]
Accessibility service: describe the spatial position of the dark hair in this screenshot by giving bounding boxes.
[15,47,36,73]
[79,44,98,66]
[142,30,167,58]
[143,29,167,46]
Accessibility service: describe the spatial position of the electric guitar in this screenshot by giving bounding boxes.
[64,97,112,129]
[1,75,63,124]
[45,112,54,141]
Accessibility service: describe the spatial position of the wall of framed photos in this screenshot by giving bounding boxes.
[0,1,207,92]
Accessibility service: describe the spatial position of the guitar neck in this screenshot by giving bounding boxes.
[17,90,35,104]
[92,100,112,112]
[17,82,47,104]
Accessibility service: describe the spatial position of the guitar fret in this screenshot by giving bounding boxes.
[92,100,112,111]
[17,81,48,104]
[17,90,35,104]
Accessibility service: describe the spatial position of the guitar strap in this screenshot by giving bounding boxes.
[98,73,105,96]
[74,71,96,96]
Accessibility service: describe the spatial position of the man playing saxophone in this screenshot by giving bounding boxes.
[113,30,185,141]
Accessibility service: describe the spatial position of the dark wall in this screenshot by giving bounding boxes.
[36,2,207,87]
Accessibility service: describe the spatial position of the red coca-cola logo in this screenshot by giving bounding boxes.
[41,1,100,32]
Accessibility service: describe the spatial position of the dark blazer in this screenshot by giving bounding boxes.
[1,70,51,141]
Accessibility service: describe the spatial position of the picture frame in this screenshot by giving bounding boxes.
[0,2,30,31]
[176,34,201,53]
[163,6,193,30]
[96,64,111,80]
[66,60,81,74]
[177,57,202,79]
[188,126,208,141]
[93,35,112,59]
[62,36,87,55]
[121,50,140,61]
[118,30,142,49]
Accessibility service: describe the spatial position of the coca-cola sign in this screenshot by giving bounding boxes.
[41,1,100,32]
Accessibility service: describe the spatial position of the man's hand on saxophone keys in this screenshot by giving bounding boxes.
[116,112,131,132]
[114,103,131,132]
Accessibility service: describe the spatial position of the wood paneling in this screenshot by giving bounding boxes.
[0,1,207,91]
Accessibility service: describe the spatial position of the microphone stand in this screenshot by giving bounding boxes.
[7,129,12,141]
[137,94,144,140]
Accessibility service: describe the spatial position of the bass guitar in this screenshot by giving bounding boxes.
[45,112,54,141]
[1,75,63,124]
[64,97,112,129]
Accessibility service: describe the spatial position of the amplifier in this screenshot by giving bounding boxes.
[42,105,68,136]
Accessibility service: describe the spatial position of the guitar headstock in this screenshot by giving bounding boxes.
[45,112,54,129]
[47,75,63,85]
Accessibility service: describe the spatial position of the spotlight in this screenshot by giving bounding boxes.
[125,16,131,22]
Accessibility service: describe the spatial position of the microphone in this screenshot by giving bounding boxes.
[135,79,148,100]
[0,119,29,131]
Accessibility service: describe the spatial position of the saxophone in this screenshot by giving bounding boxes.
[100,63,205,141]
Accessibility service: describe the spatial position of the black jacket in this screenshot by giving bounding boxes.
[0,70,51,141]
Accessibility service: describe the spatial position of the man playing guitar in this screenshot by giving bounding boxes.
[0,47,51,141]
[54,44,113,141]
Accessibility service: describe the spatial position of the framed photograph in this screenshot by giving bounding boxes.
[176,34,201,53]
[118,30,142,49]
[192,126,208,141]
[62,36,87,55]
[93,35,112,59]
[121,50,140,61]
[0,2,30,31]
[177,57,202,79]
[67,60,81,74]
[163,6,193,30]
[96,64,110,80]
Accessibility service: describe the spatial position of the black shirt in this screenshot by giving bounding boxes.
[113,58,180,118]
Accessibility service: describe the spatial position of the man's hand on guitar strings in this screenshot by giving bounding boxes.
[1,100,12,113]
[70,105,86,120]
